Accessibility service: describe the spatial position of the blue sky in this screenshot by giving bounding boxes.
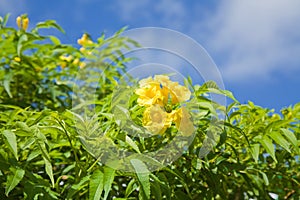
[1,0,300,112]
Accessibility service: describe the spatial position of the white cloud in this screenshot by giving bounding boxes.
[112,0,300,83]
[113,0,187,29]
[0,0,26,16]
[201,0,300,82]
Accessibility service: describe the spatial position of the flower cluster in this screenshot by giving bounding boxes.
[16,15,29,31]
[135,75,195,136]
[77,33,94,55]
[58,55,86,69]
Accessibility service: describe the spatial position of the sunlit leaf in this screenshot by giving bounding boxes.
[103,166,115,200]
[131,159,150,200]
[89,169,104,200]
[259,136,277,162]
[5,167,25,196]
[2,130,18,160]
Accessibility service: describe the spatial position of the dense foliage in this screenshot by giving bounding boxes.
[0,14,299,199]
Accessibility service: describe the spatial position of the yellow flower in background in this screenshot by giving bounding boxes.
[14,57,21,62]
[77,33,93,46]
[79,62,86,68]
[59,55,73,62]
[22,18,29,31]
[142,105,172,135]
[16,16,22,29]
[16,16,29,31]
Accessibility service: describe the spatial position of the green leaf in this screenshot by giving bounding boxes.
[280,128,299,152]
[131,159,150,200]
[103,166,115,200]
[34,20,65,33]
[250,143,260,162]
[89,169,104,200]
[2,130,18,160]
[67,175,90,199]
[44,158,55,187]
[151,177,162,200]
[268,131,291,153]
[259,171,269,186]
[3,72,13,98]
[2,13,11,27]
[259,136,277,162]
[125,178,138,198]
[48,35,61,45]
[5,167,25,196]
[126,136,141,153]
[17,34,28,56]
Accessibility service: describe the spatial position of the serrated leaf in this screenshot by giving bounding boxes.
[5,167,25,196]
[3,130,18,160]
[259,136,277,162]
[89,169,104,200]
[131,159,150,200]
[103,166,115,200]
[269,131,291,153]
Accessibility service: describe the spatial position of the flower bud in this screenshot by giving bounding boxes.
[16,16,22,29]
[22,17,29,31]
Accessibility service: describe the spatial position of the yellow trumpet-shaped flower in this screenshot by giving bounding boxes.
[135,75,191,106]
[136,75,194,136]
[142,105,172,135]
[168,82,191,104]
[171,107,195,136]
[135,83,169,106]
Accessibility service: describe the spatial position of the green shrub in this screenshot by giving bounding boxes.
[0,14,299,199]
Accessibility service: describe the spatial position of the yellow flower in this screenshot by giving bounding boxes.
[136,75,191,106]
[59,55,73,62]
[168,82,191,104]
[77,33,93,46]
[153,75,171,87]
[142,105,172,134]
[14,57,21,62]
[135,82,169,106]
[171,107,195,136]
[22,18,29,31]
[16,17,22,29]
[79,62,86,68]
[72,58,80,65]
[16,16,29,31]
[136,75,194,136]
